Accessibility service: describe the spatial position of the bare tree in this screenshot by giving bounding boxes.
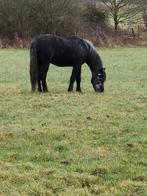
[101,0,142,34]
[141,0,147,27]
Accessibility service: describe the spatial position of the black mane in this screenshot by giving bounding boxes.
[84,39,103,74]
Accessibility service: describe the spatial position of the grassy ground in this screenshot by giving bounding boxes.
[0,48,147,195]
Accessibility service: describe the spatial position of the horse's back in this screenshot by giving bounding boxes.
[34,35,89,66]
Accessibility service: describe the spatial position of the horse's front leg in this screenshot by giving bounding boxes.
[76,66,82,92]
[41,64,49,92]
[68,67,77,92]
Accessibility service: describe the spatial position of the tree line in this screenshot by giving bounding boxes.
[0,0,146,40]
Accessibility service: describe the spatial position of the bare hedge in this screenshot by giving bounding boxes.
[0,0,80,39]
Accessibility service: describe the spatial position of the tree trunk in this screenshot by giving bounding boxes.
[114,17,118,34]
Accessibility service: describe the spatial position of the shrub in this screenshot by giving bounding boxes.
[28,0,80,36]
[83,4,108,25]
[0,0,80,39]
[0,0,30,39]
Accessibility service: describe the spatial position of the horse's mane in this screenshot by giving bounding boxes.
[84,39,103,72]
[84,39,97,53]
[84,39,98,58]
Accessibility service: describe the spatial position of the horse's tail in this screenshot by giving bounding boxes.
[29,39,38,92]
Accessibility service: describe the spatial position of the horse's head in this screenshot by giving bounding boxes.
[91,67,106,93]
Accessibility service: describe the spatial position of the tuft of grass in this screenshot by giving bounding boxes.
[0,48,147,195]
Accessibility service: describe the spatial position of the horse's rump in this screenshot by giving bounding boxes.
[30,40,38,92]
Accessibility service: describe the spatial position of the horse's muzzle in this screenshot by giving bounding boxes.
[94,84,104,93]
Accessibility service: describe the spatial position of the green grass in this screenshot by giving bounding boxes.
[0,48,147,195]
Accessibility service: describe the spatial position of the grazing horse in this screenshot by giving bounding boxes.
[29,35,106,93]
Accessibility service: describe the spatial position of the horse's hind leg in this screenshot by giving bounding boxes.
[41,64,49,92]
[38,65,42,92]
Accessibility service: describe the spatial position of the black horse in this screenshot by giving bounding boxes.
[30,35,106,93]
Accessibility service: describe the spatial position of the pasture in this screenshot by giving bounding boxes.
[0,48,147,195]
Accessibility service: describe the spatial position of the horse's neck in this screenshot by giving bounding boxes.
[87,53,103,76]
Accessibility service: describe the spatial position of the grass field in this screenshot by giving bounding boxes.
[0,48,147,195]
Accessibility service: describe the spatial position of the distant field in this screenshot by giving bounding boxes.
[0,48,147,195]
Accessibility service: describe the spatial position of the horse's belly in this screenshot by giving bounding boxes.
[51,58,73,67]
[54,63,72,67]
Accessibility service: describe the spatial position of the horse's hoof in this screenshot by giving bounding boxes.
[68,89,73,92]
[76,89,82,93]
[43,90,48,93]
